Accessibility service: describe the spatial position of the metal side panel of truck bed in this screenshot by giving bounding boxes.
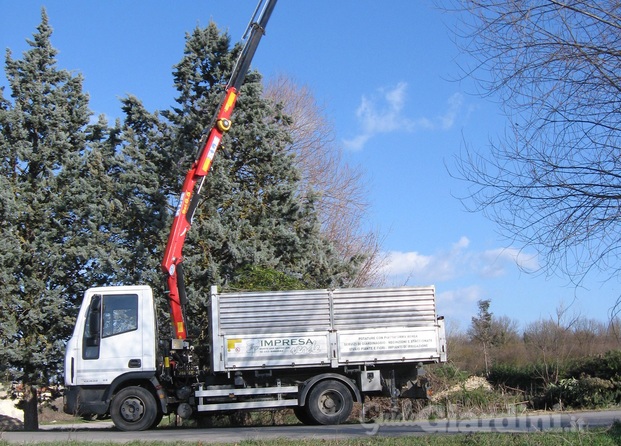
[209,285,446,371]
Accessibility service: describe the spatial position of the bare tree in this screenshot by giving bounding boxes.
[446,1,621,285]
[572,317,607,356]
[522,304,580,385]
[264,75,385,286]
[490,315,520,347]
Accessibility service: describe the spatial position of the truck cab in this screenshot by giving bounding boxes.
[64,286,158,420]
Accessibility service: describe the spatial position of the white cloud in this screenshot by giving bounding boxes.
[439,285,483,304]
[437,285,484,330]
[439,92,464,130]
[480,247,539,277]
[381,251,432,277]
[380,238,540,327]
[343,83,464,151]
[381,237,539,284]
[453,236,470,250]
[379,238,542,328]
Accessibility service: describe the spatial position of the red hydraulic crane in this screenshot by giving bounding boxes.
[161,0,278,340]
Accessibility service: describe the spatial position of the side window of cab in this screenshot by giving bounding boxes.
[102,294,138,337]
[82,294,138,359]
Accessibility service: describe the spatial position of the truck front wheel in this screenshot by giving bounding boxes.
[306,380,353,425]
[110,386,158,431]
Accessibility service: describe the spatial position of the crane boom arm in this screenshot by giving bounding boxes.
[161,0,277,340]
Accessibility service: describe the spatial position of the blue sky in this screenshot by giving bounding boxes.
[2,0,619,331]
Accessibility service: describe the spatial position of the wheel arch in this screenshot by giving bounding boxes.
[104,371,168,414]
[298,373,362,406]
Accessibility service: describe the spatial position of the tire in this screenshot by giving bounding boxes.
[150,410,164,429]
[306,380,353,425]
[110,386,158,431]
[294,406,318,425]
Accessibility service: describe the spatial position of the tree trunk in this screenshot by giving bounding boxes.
[22,384,39,431]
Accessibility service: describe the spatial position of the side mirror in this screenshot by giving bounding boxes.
[83,295,102,358]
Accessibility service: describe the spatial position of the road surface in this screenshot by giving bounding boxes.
[2,410,619,444]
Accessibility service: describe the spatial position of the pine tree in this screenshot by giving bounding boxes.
[146,23,357,338]
[0,10,111,430]
[113,96,171,285]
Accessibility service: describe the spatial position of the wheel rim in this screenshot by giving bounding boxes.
[119,396,146,422]
[318,389,344,415]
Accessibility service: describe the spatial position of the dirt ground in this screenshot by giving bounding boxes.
[0,389,23,430]
[0,392,79,431]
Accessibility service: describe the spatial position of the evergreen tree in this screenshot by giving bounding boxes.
[148,23,357,338]
[0,11,113,429]
[0,10,360,431]
[469,299,494,375]
[113,96,171,286]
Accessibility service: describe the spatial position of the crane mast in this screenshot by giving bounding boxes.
[161,0,278,340]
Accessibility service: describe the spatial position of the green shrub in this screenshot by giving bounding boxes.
[566,350,621,381]
[446,386,497,408]
[532,349,621,409]
[439,385,523,416]
[487,363,543,391]
[430,363,469,386]
[544,376,620,409]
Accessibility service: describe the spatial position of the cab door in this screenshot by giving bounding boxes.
[67,287,156,387]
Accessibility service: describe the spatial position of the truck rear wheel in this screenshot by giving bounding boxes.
[294,406,317,425]
[110,386,158,431]
[306,380,353,425]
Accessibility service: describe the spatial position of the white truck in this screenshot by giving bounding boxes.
[63,0,447,430]
[64,285,446,430]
